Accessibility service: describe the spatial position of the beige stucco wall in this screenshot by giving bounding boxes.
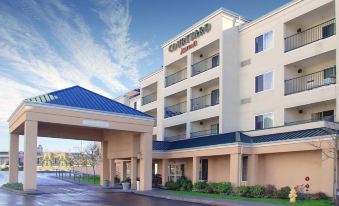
[207,155,230,182]
[258,150,322,193]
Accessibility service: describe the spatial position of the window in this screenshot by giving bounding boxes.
[255,72,273,93]
[255,31,273,53]
[211,124,219,135]
[133,102,137,109]
[199,159,208,181]
[211,55,219,68]
[241,156,248,181]
[322,23,335,39]
[255,113,274,130]
[168,164,185,182]
[311,110,334,122]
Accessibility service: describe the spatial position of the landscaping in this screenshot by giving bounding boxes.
[164,177,333,206]
[2,183,23,191]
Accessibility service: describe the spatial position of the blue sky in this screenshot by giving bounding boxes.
[0,0,291,152]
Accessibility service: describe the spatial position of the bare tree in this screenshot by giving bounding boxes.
[308,121,338,201]
[85,142,101,179]
[66,153,77,173]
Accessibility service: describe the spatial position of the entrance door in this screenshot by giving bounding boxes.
[211,89,219,106]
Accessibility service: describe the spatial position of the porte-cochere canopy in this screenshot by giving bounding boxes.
[8,86,154,192]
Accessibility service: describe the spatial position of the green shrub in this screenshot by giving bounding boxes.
[114,176,120,184]
[165,181,179,190]
[249,185,266,198]
[3,183,23,191]
[265,184,277,198]
[209,182,233,195]
[238,186,251,197]
[204,183,215,193]
[193,181,208,192]
[180,179,193,191]
[277,186,290,199]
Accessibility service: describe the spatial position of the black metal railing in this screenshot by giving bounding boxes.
[165,101,187,118]
[191,93,219,111]
[165,68,187,87]
[285,115,335,126]
[164,134,186,142]
[284,66,336,95]
[190,129,219,138]
[192,54,219,76]
[285,18,336,52]
[142,92,157,105]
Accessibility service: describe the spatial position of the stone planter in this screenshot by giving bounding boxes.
[122,182,130,191]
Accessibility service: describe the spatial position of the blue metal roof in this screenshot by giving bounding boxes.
[153,128,332,151]
[25,86,151,118]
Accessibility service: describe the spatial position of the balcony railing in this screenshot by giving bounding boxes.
[191,93,219,111]
[164,134,186,142]
[165,101,187,118]
[192,53,219,76]
[285,18,336,52]
[190,128,219,138]
[284,66,336,95]
[165,68,187,87]
[285,115,335,126]
[142,92,157,105]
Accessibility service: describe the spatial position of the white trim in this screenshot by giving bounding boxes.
[239,0,304,31]
[12,102,154,122]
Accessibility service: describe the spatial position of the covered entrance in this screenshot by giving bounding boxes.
[7,86,154,192]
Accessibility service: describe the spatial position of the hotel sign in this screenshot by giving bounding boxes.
[168,23,211,55]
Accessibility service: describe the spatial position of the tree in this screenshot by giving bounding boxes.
[308,121,338,201]
[85,142,101,182]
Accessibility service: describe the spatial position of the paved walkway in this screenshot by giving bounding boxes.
[136,189,284,206]
[0,172,206,206]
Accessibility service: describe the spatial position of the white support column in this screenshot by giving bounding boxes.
[139,132,152,191]
[109,159,116,186]
[100,141,109,186]
[9,133,19,183]
[192,156,200,184]
[23,120,38,192]
[131,157,138,190]
[161,159,169,186]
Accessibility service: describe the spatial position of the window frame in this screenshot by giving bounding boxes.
[255,112,274,130]
[255,31,274,54]
[255,71,274,93]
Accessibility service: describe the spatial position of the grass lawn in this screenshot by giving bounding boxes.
[167,191,333,206]
[78,175,100,185]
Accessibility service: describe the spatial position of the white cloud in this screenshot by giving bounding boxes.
[0,0,149,151]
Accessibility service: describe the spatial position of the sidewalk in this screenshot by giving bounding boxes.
[135,189,285,206]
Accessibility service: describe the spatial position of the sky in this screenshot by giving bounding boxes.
[0,0,291,152]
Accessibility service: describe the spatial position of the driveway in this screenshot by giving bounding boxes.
[0,172,207,206]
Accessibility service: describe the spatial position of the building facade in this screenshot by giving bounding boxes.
[120,0,339,197]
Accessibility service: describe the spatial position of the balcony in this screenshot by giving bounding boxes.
[191,92,219,111]
[284,100,335,126]
[190,128,219,138]
[192,54,219,76]
[285,18,336,52]
[165,101,187,118]
[165,68,187,87]
[164,134,186,142]
[284,66,336,95]
[142,92,157,105]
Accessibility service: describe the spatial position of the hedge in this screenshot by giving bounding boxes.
[164,178,327,200]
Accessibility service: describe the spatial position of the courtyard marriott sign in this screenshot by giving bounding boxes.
[168,23,211,55]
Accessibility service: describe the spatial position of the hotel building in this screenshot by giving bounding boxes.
[117,0,339,196]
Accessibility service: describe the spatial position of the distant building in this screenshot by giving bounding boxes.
[115,88,141,110]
